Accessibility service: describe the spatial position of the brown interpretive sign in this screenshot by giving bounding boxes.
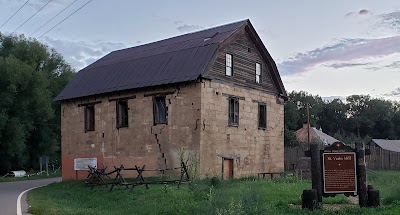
[322,152,357,194]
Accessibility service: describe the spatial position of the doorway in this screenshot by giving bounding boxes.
[223,158,234,179]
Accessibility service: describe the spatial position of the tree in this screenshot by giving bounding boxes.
[0,33,74,174]
[318,99,347,136]
[284,91,400,147]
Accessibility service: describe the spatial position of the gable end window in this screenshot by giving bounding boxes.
[258,103,267,129]
[84,105,95,132]
[228,97,239,126]
[154,96,168,124]
[225,53,233,76]
[116,100,129,128]
[256,63,261,83]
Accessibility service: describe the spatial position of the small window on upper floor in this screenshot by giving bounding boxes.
[116,100,129,128]
[84,105,95,132]
[154,96,168,124]
[226,53,233,76]
[228,97,239,126]
[256,63,261,83]
[258,103,267,129]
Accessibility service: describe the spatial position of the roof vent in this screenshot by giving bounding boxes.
[204,32,219,41]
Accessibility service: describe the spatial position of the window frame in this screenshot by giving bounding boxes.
[225,53,233,76]
[153,96,168,125]
[84,105,95,132]
[255,63,261,84]
[116,100,129,128]
[258,103,267,129]
[228,97,239,126]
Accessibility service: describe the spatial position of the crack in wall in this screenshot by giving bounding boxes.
[154,133,167,169]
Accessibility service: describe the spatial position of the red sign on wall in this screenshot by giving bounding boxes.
[322,152,357,194]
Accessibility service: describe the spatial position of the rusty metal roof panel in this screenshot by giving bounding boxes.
[55,20,248,101]
[296,126,340,145]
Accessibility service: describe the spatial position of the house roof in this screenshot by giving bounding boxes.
[296,126,339,145]
[370,139,400,153]
[54,19,286,101]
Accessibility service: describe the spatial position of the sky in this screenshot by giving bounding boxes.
[1,0,400,101]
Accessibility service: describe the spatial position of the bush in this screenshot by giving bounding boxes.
[211,177,221,187]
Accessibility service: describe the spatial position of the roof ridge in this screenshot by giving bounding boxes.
[110,19,248,54]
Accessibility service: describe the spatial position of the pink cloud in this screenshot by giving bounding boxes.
[278,36,400,75]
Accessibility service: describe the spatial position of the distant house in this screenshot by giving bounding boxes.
[369,139,400,153]
[296,123,339,145]
[55,19,287,180]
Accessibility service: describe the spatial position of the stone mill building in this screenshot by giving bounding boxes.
[55,19,287,180]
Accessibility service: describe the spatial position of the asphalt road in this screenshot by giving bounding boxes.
[0,177,61,215]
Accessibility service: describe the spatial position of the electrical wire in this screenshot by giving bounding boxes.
[0,0,30,29]
[38,0,93,39]
[30,0,79,36]
[11,0,53,34]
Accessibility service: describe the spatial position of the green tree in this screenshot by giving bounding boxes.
[0,33,74,174]
[318,99,347,136]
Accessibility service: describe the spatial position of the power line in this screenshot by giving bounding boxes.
[11,0,53,34]
[0,0,30,29]
[38,0,93,39]
[30,0,79,37]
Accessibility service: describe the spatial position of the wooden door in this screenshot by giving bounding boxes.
[223,158,233,179]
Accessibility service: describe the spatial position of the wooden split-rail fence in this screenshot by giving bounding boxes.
[85,162,191,191]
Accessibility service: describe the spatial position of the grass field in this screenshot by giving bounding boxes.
[27,171,400,215]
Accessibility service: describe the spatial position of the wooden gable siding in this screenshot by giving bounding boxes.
[205,28,278,95]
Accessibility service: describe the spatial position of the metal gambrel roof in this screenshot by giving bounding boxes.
[54,19,286,101]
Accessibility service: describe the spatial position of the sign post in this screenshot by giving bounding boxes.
[302,141,380,210]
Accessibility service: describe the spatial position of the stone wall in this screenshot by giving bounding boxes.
[199,79,284,178]
[60,80,284,180]
[61,82,202,180]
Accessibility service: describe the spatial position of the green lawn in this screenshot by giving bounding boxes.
[28,171,400,215]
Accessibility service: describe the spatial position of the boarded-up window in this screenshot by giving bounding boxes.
[154,97,167,124]
[256,63,261,83]
[84,105,95,131]
[228,97,239,126]
[116,100,129,128]
[226,53,233,76]
[258,103,267,129]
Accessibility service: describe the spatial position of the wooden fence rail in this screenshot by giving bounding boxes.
[284,146,400,171]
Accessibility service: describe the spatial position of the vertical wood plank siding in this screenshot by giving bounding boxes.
[206,29,279,95]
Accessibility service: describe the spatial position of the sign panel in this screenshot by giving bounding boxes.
[322,152,357,194]
[74,158,97,170]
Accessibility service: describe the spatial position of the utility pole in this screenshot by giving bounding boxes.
[307,104,310,148]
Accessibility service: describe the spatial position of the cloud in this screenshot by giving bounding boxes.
[359,9,370,15]
[322,96,346,102]
[366,60,400,71]
[174,20,183,25]
[175,24,203,33]
[40,37,126,70]
[383,87,400,97]
[345,9,371,17]
[384,61,400,68]
[278,36,400,75]
[328,62,372,69]
[379,11,400,31]
[2,0,72,11]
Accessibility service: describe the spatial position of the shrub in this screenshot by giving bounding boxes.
[211,177,221,187]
